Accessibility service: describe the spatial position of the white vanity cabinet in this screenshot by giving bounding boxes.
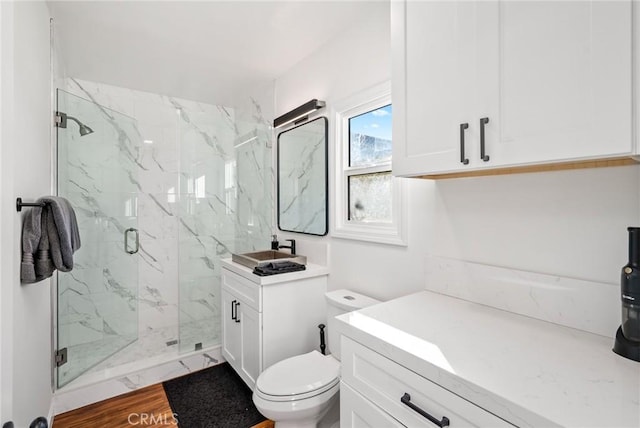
[392,0,636,177]
[220,260,329,389]
[340,337,514,428]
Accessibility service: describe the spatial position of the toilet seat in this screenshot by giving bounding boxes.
[255,350,340,402]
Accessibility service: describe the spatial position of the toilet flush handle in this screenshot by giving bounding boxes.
[318,324,326,355]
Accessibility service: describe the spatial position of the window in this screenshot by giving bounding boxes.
[333,82,407,245]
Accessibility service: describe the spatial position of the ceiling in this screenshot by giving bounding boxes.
[49,1,386,107]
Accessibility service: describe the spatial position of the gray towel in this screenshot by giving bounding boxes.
[21,196,81,283]
[253,261,306,276]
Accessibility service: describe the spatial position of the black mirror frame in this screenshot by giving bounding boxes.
[276,116,329,236]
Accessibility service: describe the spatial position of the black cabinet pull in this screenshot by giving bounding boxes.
[459,123,469,165]
[231,300,237,320]
[480,117,490,162]
[234,302,241,323]
[401,393,450,427]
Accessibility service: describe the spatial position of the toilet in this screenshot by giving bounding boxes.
[252,289,380,428]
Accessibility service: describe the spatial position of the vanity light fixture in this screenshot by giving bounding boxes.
[273,99,326,129]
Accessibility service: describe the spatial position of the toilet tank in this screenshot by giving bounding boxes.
[325,289,380,360]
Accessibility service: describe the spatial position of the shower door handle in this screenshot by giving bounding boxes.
[124,228,139,254]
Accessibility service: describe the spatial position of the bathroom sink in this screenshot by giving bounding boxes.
[232,250,307,269]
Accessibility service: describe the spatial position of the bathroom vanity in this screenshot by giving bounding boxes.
[336,291,640,427]
[220,259,329,389]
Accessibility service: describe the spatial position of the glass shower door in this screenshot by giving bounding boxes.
[56,90,140,388]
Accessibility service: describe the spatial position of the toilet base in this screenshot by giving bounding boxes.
[254,384,339,428]
[272,394,339,428]
[317,395,340,428]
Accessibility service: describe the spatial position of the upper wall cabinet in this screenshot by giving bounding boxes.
[392,0,636,177]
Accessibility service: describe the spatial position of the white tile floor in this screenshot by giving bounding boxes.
[59,321,219,389]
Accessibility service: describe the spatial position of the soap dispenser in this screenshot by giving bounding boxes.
[271,234,279,251]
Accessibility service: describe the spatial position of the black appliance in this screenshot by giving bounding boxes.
[613,227,640,362]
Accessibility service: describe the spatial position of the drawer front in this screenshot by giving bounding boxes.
[222,268,261,311]
[340,381,405,428]
[341,337,514,428]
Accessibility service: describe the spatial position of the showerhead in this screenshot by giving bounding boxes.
[57,112,94,137]
[67,115,94,136]
[77,122,94,136]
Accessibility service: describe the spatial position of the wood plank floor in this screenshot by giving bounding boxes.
[52,383,274,428]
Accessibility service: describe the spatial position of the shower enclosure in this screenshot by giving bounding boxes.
[54,83,273,389]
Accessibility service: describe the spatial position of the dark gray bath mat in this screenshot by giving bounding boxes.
[163,362,267,428]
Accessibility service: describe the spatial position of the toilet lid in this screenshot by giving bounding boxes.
[256,351,339,399]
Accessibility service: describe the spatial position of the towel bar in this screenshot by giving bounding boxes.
[16,197,46,212]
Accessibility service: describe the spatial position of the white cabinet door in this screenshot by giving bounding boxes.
[239,301,261,388]
[340,382,405,428]
[393,0,634,177]
[393,0,479,176]
[480,0,633,167]
[221,289,241,369]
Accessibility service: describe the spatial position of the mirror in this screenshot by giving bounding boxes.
[277,117,328,236]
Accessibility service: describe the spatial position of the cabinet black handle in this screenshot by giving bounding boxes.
[231,300,237,320]
[459,123,469,165]
[234,302,241,323]
[480,117,490,162]
[401,393,450,427]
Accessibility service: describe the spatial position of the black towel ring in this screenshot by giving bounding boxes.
[16,197,46,212]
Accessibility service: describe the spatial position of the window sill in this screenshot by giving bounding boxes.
[332,225,407,246]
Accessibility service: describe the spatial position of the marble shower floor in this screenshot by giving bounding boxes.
[60,322,219,391]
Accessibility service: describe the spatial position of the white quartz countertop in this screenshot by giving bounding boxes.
[220,258,329,285]
[336,291,640,428]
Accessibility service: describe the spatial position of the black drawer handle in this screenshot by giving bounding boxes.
[231,300,237,320]
[479,117,490,162]
[401,393,450,427]
[234,302,241,323]
[459,123,469,165]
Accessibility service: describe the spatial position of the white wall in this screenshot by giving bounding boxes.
[0,1,53,426]
[274,1,430,301]
[430,167,639,284]
[274,1,640,315]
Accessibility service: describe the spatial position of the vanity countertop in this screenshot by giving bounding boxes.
[221,258,329,285]
[336,290,640,428]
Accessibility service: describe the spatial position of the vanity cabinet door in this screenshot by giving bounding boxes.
[480,0,633,168]
[222,267,263,390]
[341,381,406,428]
[221,289,241,370]
[238,301,262,388]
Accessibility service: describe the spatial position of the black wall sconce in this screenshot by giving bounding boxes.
[273,99,326,129]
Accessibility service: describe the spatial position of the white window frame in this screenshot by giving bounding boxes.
[332,81,407,246]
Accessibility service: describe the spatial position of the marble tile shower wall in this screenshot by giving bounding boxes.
[234,91,274,253]
[60,78,272,365]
